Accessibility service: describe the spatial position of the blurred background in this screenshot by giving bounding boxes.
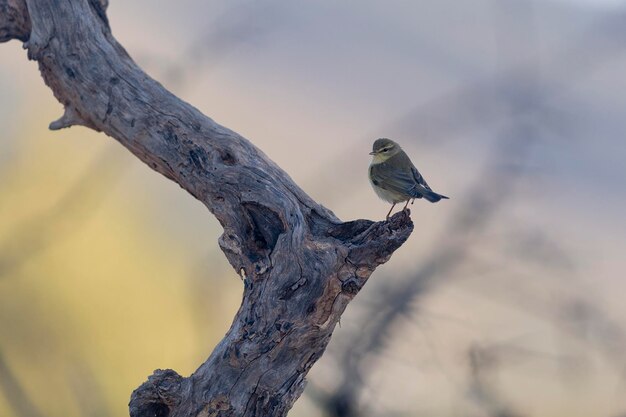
[1,0,626,416]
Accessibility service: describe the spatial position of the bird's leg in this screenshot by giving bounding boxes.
[386,203,396,220]
[402,200,410,211]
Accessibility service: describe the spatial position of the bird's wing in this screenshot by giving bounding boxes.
[370,162,422,196]
[411,165,433,191]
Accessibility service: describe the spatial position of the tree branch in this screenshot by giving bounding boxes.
[0,0,30,42]
[0,1,413,416]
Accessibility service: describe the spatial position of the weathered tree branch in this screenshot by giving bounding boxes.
[0,0,29,42]
[0,1,413,416]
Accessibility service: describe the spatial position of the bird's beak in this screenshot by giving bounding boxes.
[369,151,376,155]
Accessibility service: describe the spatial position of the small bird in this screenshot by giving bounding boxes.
[369,138,448,219]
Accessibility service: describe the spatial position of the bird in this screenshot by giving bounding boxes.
[368,138,448,219]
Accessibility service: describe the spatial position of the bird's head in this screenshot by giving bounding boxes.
[370,138,401,163]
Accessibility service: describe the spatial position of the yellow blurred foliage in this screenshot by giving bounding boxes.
[0,103,241,417]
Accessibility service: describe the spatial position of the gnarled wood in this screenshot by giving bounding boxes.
[0,1,414,416]
[0,0,29,42]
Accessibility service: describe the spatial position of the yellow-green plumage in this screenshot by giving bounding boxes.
[368,138,448,219]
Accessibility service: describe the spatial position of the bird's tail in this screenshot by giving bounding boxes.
[423,190,449,203]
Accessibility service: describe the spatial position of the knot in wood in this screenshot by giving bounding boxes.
[129,369,183,417]
[341,278,361,296]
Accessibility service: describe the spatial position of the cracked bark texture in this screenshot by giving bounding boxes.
[0,1,414,416]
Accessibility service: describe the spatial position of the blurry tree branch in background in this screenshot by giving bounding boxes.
[466,344,524,417]
[150,1,287,88]
[306,122,536,417]
[0,349,44,417]
[0,1,414,417]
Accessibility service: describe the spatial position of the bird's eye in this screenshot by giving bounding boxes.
[382,148,389,152]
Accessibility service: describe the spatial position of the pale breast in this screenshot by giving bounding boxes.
[369,165,408,204]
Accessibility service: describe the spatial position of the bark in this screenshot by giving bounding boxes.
[0,1,413,416]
